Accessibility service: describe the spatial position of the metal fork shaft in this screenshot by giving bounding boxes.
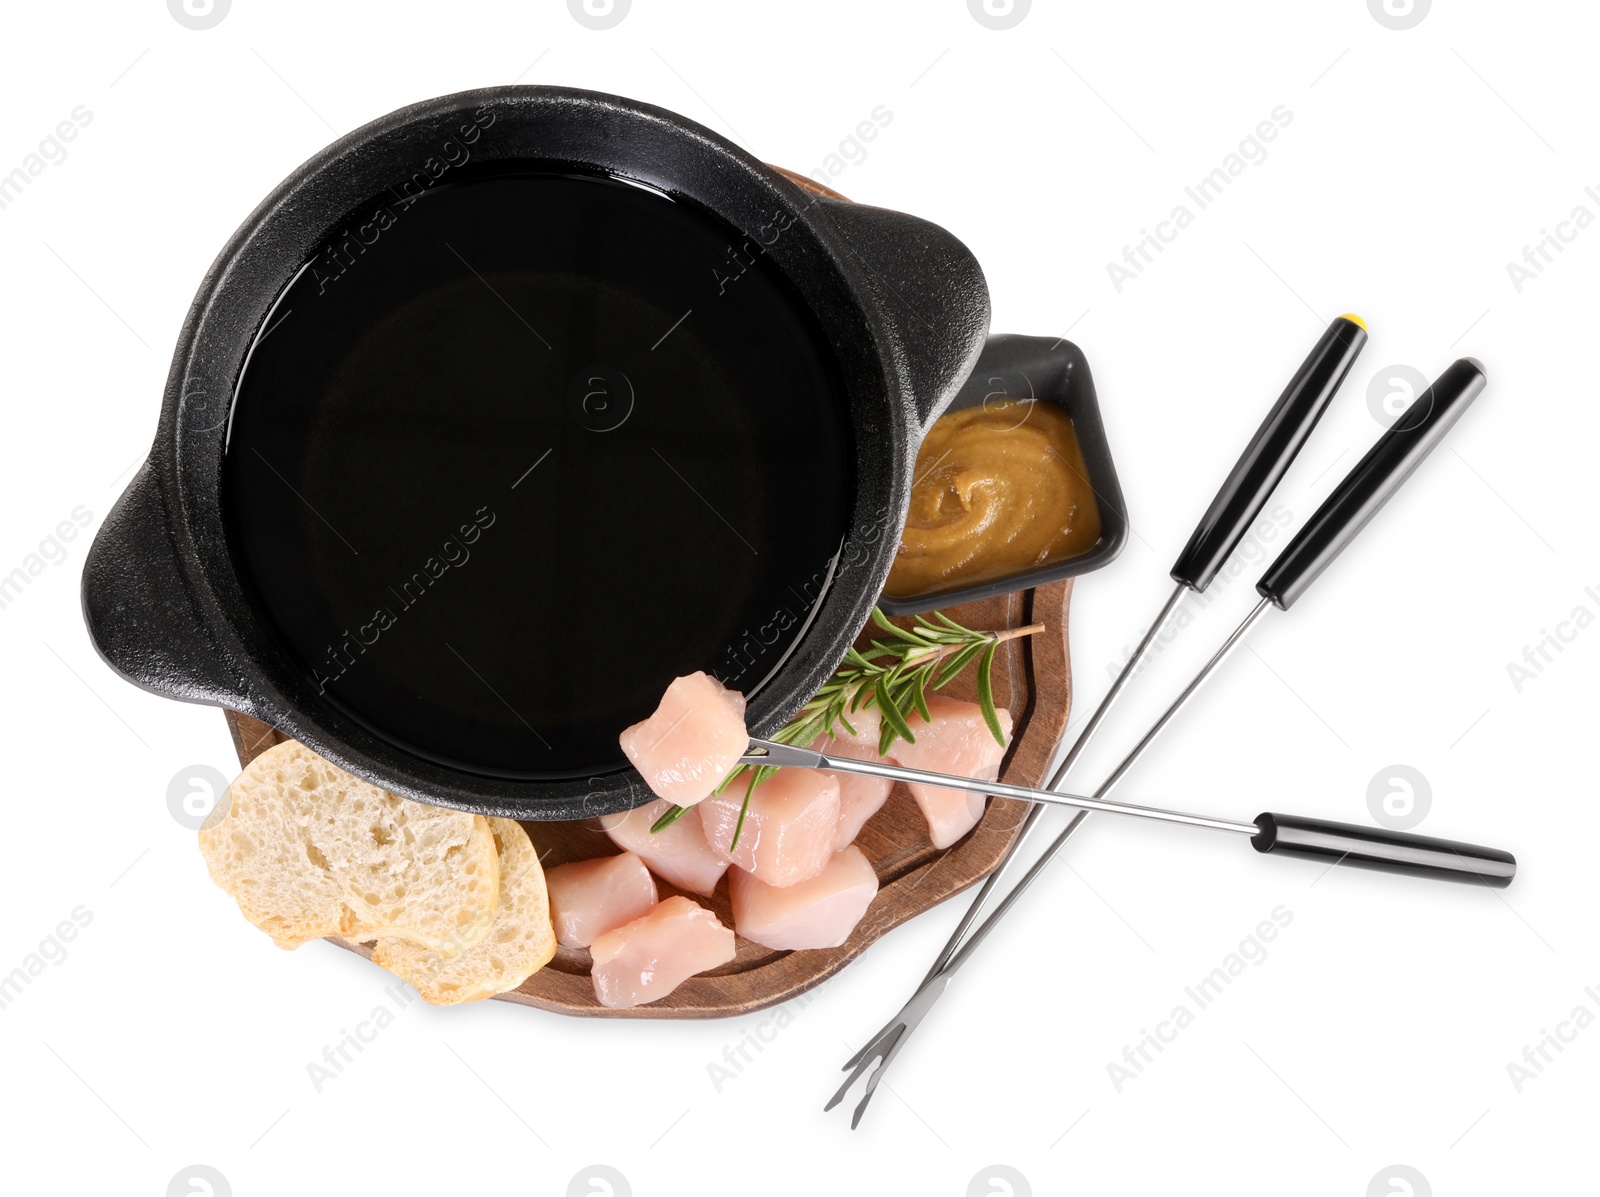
[747,745,1258,836]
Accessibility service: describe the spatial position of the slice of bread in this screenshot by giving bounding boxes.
[371,818,557,1005]
[198,740,499,953]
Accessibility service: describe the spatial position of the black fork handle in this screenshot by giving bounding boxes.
[1257,357,1487,610]
[1171,315,1368,591]
[1252,813,1515,888]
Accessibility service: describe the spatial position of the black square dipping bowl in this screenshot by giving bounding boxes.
[877,333,1127,615]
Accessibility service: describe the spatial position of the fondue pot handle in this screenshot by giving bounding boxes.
[802,196,991,433]
[1257,357,1487,610]
[81,462,252,710]
[1252,813,1516,887]
[1170,315,1367,592]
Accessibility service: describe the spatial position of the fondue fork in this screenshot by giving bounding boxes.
[828,353,1488,1128]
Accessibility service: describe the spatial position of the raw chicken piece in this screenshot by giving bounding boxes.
[589,896,737,1009]
[809,704,895,853]
[831,770,893,852]
[600,798,730,897]
[893,694,1014,849]
[700,769,841,888]
[545,852,659,949]
[618,672,749,807]
[729,844,879,951]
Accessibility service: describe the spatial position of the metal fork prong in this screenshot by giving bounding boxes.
[842,1014,901,1072]
[851,1031,906,1128]
[837,972,951,1125]
[850,1083,878,1129]
[842,984,929,1071]
[826,1026,900,1112]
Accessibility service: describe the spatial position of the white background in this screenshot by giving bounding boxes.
[1,2,1594,1194]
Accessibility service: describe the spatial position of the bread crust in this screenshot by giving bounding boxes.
[198,740,499,954]
[371,818,557,1005]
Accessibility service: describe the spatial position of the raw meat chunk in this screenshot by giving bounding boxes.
[700,769,840,888]
[546,852,659,949]
[619,672,748,807]
[729,845,879,951]
[893,694,1014,849]
[589,896,737,1009]
[600,798,730,897]
[809,705,894,852]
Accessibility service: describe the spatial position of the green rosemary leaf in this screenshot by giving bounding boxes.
[976,640,1005,745]
[869,606,902,637]
[931,610,976,635]
[911,666,932,724]
[875,675,916,747]
[895,622,942,647]
[934,641,986,688]
[650,803,690,833]
[728,768,764,852]
[913,615,965,645]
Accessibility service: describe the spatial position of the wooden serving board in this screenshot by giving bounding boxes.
[222,581,1073,1018]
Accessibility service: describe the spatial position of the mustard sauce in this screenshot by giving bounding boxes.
[887,399,1102,596]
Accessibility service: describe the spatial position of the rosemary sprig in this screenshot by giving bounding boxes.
[650,607,1042,849]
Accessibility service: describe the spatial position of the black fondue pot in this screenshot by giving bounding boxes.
[82,85,993,819]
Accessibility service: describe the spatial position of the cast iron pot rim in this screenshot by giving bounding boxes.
[132,84,988,819]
